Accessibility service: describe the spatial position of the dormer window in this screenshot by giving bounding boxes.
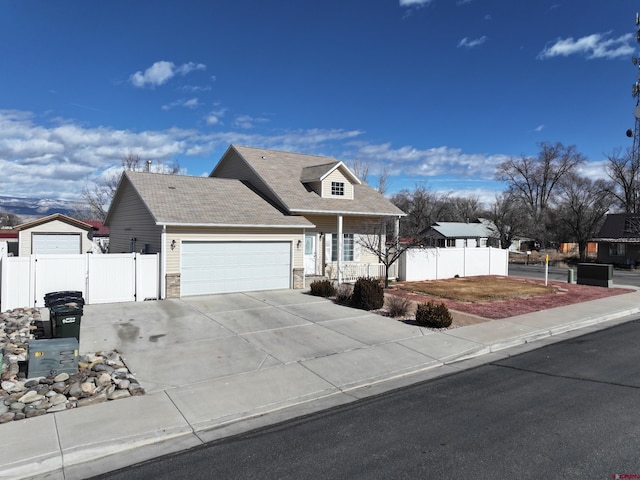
[331,181,345,196]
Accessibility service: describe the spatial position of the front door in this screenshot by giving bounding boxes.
[304,234,316,275]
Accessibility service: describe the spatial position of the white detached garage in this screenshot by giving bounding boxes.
[16,214,95,256]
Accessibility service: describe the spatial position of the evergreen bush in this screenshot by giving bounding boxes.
[415,301,453,328]
[310,279,336,298]
[350,277,384,311]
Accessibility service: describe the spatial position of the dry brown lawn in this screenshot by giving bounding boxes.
[397,276,555,302]
[388,275,633,320]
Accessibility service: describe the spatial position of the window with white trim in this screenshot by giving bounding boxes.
[331,181,345,196]
[332,233,354,261]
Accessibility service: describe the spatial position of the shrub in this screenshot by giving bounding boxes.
[386,294,412,318]
[310,279,336,298]
[335,283,353,304]
[415,301,453,328]
[350,277,384,311]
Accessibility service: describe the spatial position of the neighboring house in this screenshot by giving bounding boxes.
[592,213,640,267]
[105,145,406,298]
[423,221,496,248]
[0,228,18,256]
[84,220,110,253]
[14,214,95,256]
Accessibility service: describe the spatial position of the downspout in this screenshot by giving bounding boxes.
[161,225,166,300]
[337,215,343,283]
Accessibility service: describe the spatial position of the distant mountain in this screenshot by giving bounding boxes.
[0,195,77,221]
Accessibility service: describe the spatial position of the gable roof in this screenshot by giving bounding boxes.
[425,221,491,239]
[15,213,94,232]
[211,145,405,217]
[106,171,313,228]
[299,161,361,184]
[593,213,640,242]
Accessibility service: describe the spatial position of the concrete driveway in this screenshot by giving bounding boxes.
[79,289,430,394]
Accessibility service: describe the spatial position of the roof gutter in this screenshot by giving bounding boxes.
[156,222,316,228]
[290,209,406,217]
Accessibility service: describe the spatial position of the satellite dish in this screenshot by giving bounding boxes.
[634,105,640,119]
[627,129,634,138]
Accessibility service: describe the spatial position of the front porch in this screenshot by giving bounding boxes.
[306,262,397,285]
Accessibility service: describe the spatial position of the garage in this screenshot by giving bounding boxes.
[181,241,292,296]
[32,233,81,255]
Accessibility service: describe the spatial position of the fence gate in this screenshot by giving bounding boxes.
[0,253,159,310]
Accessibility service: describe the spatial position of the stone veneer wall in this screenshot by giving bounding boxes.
[165,273,181,298]
[293,268,305,289]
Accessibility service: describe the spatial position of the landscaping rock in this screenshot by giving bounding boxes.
[1,307,144,424]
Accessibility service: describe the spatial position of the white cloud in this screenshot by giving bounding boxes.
[130,61,207,88]
[538,33,634,60]
[161,98,200,111]
[233,114,270,129]
[534,124,545,132]
[399,0,432,6]
[344,141,508,180]
[457,36,488,48]
[206,108,227,125]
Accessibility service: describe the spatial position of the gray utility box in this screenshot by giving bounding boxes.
[28,338,79,378]
[577,263,613,288]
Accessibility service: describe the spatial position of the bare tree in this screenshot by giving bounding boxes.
[606,147,640,213]
[0,211,22,227]
[351,158,369,183]
[390,186,452,237]
[484,193,529,250]
[495,141,585,245]
[376,165,390,195]
[553,173,613,261]
[80,152,181,221]
[357,220,420,288]
[449,195,483,223]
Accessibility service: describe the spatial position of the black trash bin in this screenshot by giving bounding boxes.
[50,304,83,341]
[44,291,84,308]
[45,291,85,342]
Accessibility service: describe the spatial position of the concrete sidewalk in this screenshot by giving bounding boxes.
[3,287,640,480]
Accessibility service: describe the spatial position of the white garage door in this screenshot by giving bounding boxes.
[32,234,81,255]
[181,241,292,296]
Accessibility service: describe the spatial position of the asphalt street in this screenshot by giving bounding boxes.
[509,262,640,288]
[92,318,640,480]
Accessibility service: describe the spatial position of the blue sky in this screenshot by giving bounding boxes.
[0,0,636,207]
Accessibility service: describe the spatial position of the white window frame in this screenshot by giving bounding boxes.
[332,233,354,261]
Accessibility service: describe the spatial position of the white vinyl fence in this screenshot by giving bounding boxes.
[398,247,508,282]
[0,253,160,311]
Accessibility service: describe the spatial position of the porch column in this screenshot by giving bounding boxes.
[337,215,343,283]
[394,216,400,246]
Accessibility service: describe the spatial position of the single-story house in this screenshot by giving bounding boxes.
[592,213,640,266]
[423,221,496,248]
[105,145,406,298]
[14,214,95,256]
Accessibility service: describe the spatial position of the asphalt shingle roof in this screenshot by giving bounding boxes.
[122,171,313,228]
[427,222,491,238]
[225,145,405,217]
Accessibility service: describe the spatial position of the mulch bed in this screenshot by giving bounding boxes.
[386,278,634,320]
